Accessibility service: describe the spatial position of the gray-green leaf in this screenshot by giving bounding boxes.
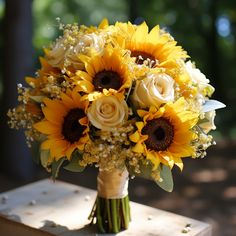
[63,151,85,172]
[155,165,174,192]
[40,149,50,168]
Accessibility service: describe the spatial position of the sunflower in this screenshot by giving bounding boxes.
[115,22,188,72]
[34,89,89,163]
[72,46,132,99]
[129,98,198,170]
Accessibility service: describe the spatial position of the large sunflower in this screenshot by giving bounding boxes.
[34,89,89,163]
[129,98,198,170]
[115,22,188,72]
[72,46,132,98]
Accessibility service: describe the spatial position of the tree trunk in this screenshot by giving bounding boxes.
[207,0,224,100]
[1,0,35,180]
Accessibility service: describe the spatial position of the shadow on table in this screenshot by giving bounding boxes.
[40,220,119,236]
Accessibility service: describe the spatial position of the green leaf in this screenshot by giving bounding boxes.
[40,149,50,168]
[127,160,153,179]
[63,151,85,172]
[51,158,65,180]
[155,165,174,192]
[30,142,40,164]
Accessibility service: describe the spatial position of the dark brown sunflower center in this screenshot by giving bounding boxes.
[93,70,122,91]
[62,108,86,144]
[141,117,174,151]
[131,50,156,67]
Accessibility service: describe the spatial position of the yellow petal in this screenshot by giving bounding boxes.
[76,143,85,151]
[148,25,160,42]
[61,93,74,108]
[78,135,89,144]
[51,140,68,160]
[66,145,76,159]
[129,131,141,143]
[132,142,144,153]
[42,107,62,125]
[137,109,148,118]
[41,139,51,150]
[136,122,144,132]
[34,121,58,134]
[79,117,88,126]
[98,18,109,29]
[173,157,183,171]
[132,22,148,42]
[147,151,160,170]
[43,98,66,114]
[149,105,157,113]
[77,80,94,93]
[76,70,93,82]
[161,152,174,169]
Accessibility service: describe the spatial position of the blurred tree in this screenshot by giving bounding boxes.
[0,0,35,179]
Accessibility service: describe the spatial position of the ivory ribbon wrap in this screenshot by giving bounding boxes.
[97,168,129,199]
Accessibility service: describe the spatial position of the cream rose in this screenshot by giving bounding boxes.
[199,110,216,133]
[66,33,105,69]
[131,73,175,108]
[87,95,128,131]
[185,61,215,106]
[47,37,68,68]
[185,61,210,91]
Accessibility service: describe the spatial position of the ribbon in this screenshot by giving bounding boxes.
[97,168,129,199]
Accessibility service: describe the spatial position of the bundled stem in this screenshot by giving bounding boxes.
[89,195,131,233]
[89,168,130,233]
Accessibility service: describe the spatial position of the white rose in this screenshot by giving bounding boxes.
[185,61,210,91]
[47,37,67,68]
[66,33,105,69]
[199,110,216,133]
[131,73,175,108]
[87,95,128,131]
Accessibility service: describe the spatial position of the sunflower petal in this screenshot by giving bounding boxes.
[34,121,58,134]
[132,142,144,153]
[66,145,76,159]
[98,18,109,29]
[79,117,88,126]
[76,71,93,82]
[42,107,62,125]
[148,25,160,42]
[137,109,148,117]
[61,93,74,108]
[147,151,160,169]
[129,131,141,143]
[41,139,51,150]
[173,157,184,171]
[136,122,144,131]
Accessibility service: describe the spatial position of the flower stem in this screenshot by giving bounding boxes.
[111,199,119,233]
[89,195,131,233]
[106,199,112,231]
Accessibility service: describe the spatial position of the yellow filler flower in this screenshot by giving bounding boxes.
[116,22,188,71]
[72,46,132,97]
[34,89,89,163]
[129,98,198,170]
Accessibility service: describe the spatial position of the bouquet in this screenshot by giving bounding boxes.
[8,18,225,233]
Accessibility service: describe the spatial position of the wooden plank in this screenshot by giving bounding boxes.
[0,179,212,236]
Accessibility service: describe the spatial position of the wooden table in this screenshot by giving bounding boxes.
[0,179,211,236]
